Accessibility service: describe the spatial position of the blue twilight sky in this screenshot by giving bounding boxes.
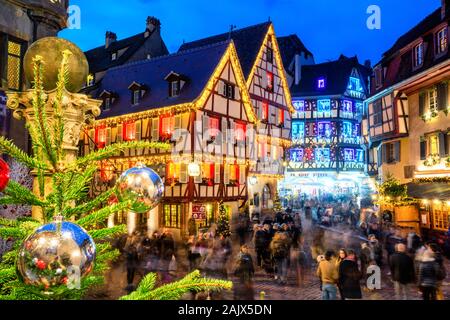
[60,0,441,66]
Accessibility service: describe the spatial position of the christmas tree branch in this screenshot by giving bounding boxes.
[76,201,131,228]
[1,180,46,207]
[0,136,44,169]
[0,227,26,240]
[63,187,116,218]
[74,141,170,168]
[88,224,127,240]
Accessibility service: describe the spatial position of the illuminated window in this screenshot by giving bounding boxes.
[262,185,271,209]
[315,148,330,163]
[432,207,449,231]
[95,125,106,149]
[435,27,448,55]
[385,142,395,163]
[343,148,355,161]
[413,42,424,68]
[342,121,352,137]
[87,74,95,87]
[429,134,439,155]
[293,100,305,112]
[258,142,268,160]
[341,100,353,114]
[292,122,305,142]
[266,72,274,92]
[111,52,117,60]
[160,116,175,139]
[7,40,22,90]
[163,204,181,228]
[428,88,437,110]
[229,163,239,185]
[262,102,269,120]
[202,163,215,185]
[318,121,332,138]
[208,117,219,138]
[317,99,331,116]
[317,77,326,89]
[290,148,304,162]
[166,161,180,184]
[347,77,363,92]
[123,121,136,141]
[235,122,246,141]
[356,149,364,162]
[278,109,284,125]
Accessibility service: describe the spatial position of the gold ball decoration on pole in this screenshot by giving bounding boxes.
[23,37,89,93]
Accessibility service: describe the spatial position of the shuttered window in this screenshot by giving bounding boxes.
[419,92,426,116]
[420,137,427,160]
[437,82,448,111]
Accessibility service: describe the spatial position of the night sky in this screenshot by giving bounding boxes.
[60,0,441,66]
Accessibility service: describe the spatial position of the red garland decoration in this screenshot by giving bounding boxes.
[0,158,10,192]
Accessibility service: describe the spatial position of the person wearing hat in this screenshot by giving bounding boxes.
[418,249,441,300]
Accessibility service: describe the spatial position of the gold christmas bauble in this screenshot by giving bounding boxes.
[24,37,89,93]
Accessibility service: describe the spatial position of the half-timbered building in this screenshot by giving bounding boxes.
[81,41,258,238]
[281,55,371,198]
[365,0,450,237]
[179,22,294,217]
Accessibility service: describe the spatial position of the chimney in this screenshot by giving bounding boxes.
[105,31,117,48]
[364,59,371,69]
[441,0,450,19]
[145,16,161,37]
[294,54,302,85]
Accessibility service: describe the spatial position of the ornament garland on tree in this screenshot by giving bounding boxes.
[273,190,283,213]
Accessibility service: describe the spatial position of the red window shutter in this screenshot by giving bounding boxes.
[279,110,284,124]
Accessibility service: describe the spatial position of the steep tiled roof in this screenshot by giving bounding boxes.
[292,55,371,97]
[277,34,313,69]
[85,31,168,74]
[178,22,271,78]
[93,41,230,119]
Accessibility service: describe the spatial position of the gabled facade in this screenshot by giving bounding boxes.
[81,41,258,238]
[282,55,371,198]
[365,0,450,236]
[179,22,294,217]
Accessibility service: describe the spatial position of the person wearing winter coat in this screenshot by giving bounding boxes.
[316,250,339,300]
[233,245,255,300]
[338,250,362,300]
[418,250,440,300]
[270,230,291,284]
[254,225,269,268]
[389,243,415,300]
[428,243,447,300]
[368,234,383,267]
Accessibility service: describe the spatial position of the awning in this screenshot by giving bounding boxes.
[405,182,450,200]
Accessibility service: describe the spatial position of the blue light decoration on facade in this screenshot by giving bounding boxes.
[318,121,332,138]
[342,121,352,137]
[317,77,326,89]
[343,148,355,161]
[293,100,305,111]
[317,99,331,117]
[346,76,365,99]
[290,148,304,162]
[315,148,330,163]
[340,99,353,118]
[356,149,364,162]
[292,121,305,143]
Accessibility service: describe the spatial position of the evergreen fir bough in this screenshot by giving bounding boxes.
[0,48,231,300]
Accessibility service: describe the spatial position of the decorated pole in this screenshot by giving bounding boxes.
[6,37,102,222]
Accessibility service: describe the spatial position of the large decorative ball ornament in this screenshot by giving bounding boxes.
[117,163,163,213]
[24,37,89,93]
[17,217,96,289]
[0,158,10,192]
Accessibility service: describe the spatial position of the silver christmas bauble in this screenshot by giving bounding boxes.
[117,164,163,213]
[17,220,96,289]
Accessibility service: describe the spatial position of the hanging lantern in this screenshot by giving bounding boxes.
[188,162,201,177]
[0,158,10,192]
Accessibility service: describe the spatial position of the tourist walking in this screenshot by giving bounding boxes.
[233,245,255,300]
[417,250,440,300]
[316,250,339,300]
[389,243,415,300]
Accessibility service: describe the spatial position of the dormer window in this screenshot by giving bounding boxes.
[132,90,140,105]
[221,81,235,99]
[413,42,424,68]
[111,52,117,60]
[435,27,448,56]
[164,71,188,98]
[128,82,146,105]
[99,90,115,111]
[170,81,180,97]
